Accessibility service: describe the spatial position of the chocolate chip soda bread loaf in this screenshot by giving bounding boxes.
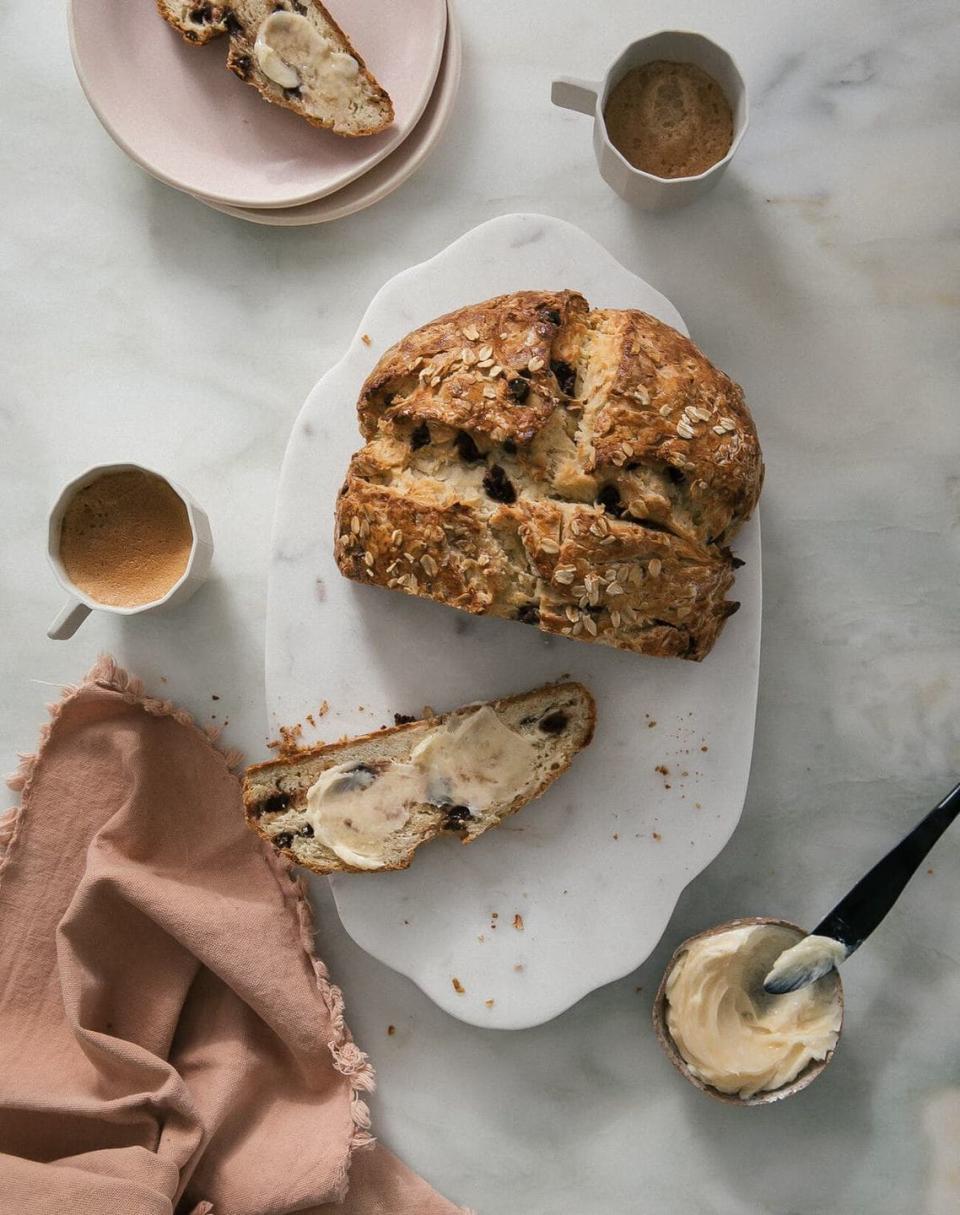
[334,291,763,660]
[243,683,595,874]
[157,0,394,136]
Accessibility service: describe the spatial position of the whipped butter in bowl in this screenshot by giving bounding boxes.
[652,918,843,1106]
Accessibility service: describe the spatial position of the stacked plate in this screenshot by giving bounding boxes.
[68,0,460,226]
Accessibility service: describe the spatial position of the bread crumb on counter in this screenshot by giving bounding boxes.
[513,914,524,931]
[452,978,465,994]
[267,723,304,755]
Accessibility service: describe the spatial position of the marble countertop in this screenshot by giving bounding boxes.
[2,0,958,1211]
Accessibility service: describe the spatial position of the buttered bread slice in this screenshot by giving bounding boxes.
[243,682,595,874]
[158,0,394,137]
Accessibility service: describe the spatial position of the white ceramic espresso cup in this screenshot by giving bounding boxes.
[552,30,748,211]
[46,462,214,640]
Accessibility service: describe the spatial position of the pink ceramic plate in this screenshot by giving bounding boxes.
[197,4,461,226]
[68,0,447,209]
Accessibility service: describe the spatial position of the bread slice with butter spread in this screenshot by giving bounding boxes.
[157,0,394,137]
[243,682,595,874]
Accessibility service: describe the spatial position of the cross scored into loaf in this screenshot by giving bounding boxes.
[334,291,763,660]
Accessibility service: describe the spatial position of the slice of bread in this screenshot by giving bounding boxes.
[243,682,596,874]
[157,0,394,137]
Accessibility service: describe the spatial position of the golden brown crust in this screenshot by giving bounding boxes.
[335,291,763,661]
[243,681,596,785]
[245,707,441,788]
[358,291,589,444]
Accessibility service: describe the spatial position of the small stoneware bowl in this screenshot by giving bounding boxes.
[652,917,844,1106]
[551,30,748,211]
[47,462,214,640]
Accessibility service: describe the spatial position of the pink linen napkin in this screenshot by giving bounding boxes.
[0,657,468,1215]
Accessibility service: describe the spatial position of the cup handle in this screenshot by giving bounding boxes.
[551,76,601,116]
[47,597,92,640]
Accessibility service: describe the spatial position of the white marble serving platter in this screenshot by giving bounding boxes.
[266,214,761,1028]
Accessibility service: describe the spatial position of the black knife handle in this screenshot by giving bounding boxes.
[814,782,960,951]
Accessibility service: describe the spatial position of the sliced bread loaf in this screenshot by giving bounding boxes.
[157,0,394,137]
[243,682,596,874]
